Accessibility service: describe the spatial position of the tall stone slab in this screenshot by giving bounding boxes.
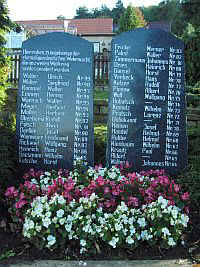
[16,32,94,171]
[106,28,187,174]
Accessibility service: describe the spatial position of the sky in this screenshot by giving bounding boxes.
[7,0,162,21]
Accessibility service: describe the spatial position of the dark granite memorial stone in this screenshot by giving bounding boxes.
[106,28,187,174]
[16,32,94,172]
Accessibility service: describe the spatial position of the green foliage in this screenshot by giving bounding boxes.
[74,5,112,19]
[186,94,200,107]
[94,89,108,100]
[141,0,186,36]
[183,28,200,85]
[0,53,10,109]
[182,0,200,29]
[0,249,15,261]
[74,6,92,19]
[176,125,200,208]
[112,0,125,25]
[94,125,107,165]
[0,126,17,191]
[74,1,125,25]
[0,88,17,191]
[118,5,146,33]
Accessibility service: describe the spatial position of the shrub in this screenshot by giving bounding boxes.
[0,126,17,191]
[94,125,107,165]
[5,163,190,254]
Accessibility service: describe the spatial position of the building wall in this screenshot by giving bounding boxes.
[81,35,113,53]
[5,31,26,48]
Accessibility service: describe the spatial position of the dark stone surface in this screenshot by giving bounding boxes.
[16,32,94,172]
[106,28,187,174]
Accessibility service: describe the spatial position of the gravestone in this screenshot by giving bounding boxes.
[16,32,94,171]
[106,28,187,174]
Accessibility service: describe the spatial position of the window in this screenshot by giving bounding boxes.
[93,42,100,54]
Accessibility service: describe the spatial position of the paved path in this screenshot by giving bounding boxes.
[1,259,194,267]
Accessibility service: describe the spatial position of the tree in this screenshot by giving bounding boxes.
[140,5,160,23]
[57,15,66,20]
[0,0,17,109]
[74,6,92,19]
[182,0,200,29]
[118,4,146,33]
[141,0,186,36]
[112,0,125,25]
[98,5,112,18]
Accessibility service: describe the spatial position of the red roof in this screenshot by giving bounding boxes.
[16,18,113,35]
[69,18,113,35]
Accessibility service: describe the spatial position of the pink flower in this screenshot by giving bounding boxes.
[19,192,25,200]
[29,168,35,177]
[158,176,170,186]
[127,196,139,207]
[181,192,190,201]
[168,200,175,206]
[64,178,74,191]
[174,184,180,193]
[96,176,105,186]
[5,186,18,198]
[63,191,73,201]
[57,177,64,185]
[15,200,27,209]
[24,181,32,190]
[184,206,189,214]
[104,198,115,208]
[151,180,159,188]
[104,187,110,194]
[81,188,91,198]
[112,185,120,196]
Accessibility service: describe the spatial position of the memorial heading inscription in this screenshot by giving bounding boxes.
[107,29,187,174]
[16,32,94,171]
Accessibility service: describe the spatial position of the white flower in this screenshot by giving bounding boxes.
[130,226,136,235]
[168,237,176,246]
[57,209,64,218]
[80,247,87,254]
[80,239,87,247]
[42,217,51,228]
[57,196,66,205]
[171,209,178,219]
[59,218,66,225]
[52,217,58,224]
[47,235,56,247]
[41,196,48,204]
[98,168,106,176]
[115,223,122,231]
[65,223,72,232]
[119,202,128,212]
[43,177,49,185]
[46,211,52,217]
[44,172,51,176]
[126,236,135,244]
[31,178,38,185]
[28,220,35,229]
[158,196,168,209]
[137,217,146,228]
[180,214,189,227]
[90,193,97,201]
[141,230,152,241]
[162,227,171,237]
[109,237,119,248]
[36,225,42,232]
[170,218,175,226]
[108,171,117,180]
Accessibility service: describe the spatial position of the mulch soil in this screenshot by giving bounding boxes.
[0,209,200,265]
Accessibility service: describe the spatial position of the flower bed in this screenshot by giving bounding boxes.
[5,162,190,255]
